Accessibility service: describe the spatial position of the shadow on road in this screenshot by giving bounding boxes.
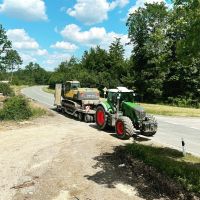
[85,145,200,200]
[84,146,165,200]
[89,124,151,142]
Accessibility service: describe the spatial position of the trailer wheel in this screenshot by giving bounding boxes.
[90,115,94,122]
[78,112,83,121]
[56,105,62,113]
[95,106,107,130]
[84,114,90,123]
[115,116,134,139]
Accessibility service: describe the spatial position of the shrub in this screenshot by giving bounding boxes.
[0,96,32,120]
[167,97,200,108]
[0,83,14,96]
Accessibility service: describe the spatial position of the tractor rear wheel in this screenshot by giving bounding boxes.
[95,106,107,130]
[115,116,134,139]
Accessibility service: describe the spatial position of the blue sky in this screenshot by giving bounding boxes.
[0,0,167,70]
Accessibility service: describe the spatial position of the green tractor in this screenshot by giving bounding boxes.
[95,87,157,139]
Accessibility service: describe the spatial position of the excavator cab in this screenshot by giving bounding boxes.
[65,81,80,91]
[61,81,80,99]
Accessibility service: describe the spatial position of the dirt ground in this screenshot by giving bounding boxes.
[0,111,150,200]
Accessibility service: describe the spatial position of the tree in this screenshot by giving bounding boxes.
[127,3,169,102]
[108,38,125,85]
[5,49,22,82]
[81,46,110,73]
[163,0,200,103]
[0,24,12,71]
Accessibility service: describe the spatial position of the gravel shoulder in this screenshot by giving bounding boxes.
[0,113,144,200]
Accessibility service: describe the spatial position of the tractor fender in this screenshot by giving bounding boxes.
[96,102,109,113]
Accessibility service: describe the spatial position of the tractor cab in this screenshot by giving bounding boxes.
[107,87,135,109]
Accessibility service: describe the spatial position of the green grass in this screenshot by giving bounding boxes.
[42,86,55,94]
[140,103,200,117]
[29,100,50,118]
[126,143,200,194]
[31,107,47,118]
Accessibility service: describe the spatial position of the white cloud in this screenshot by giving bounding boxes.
[44,52,71,70]
[117,0,129,7]
[51,41,78,51]
[67,0,129,25]
[60,24,131,57]
[110,0,129,9]
[67,0,110,25]
[36,49,48,56]
[7,29,39,50]
[6,29,76,70]
[0,0,47,21]
[7,29,50,67]
[61,24,106,46]
[20,53,37,66]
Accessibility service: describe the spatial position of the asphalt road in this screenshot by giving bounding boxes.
[22,86,200,156]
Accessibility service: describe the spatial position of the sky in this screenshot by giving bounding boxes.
[0,0,168,71]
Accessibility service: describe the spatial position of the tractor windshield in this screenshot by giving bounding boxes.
[120,92,134,102]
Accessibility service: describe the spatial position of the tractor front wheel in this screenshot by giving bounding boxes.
[95,106,107,130]
[115,116,134,139]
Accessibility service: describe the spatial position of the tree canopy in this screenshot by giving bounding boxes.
[0,0,199,108]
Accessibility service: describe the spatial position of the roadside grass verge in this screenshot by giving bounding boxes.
[140,103,200,117]
[29,101,48,118]
[42,86,55,94]
[11,85,28,95]
[126,143,200,195]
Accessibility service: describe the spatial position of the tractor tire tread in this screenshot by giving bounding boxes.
[116,116,134,139]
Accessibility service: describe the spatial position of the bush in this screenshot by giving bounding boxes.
[0,83,14,96]
[0,96,32,120]
[167,97,200,108]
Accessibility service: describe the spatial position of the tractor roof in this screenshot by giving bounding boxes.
[108,87,133,93]
[66,80,80,84]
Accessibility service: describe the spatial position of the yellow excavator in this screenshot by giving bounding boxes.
[54,81,100,122]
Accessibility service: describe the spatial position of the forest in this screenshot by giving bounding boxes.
[0,0,200,107]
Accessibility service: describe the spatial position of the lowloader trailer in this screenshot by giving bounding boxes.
[54,81,100,123]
